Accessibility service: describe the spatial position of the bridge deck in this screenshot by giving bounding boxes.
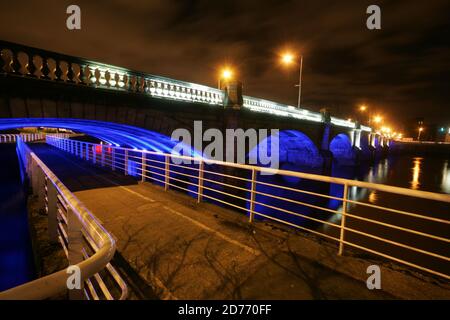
[29,143,395,299]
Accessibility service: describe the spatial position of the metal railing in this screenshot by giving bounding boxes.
[0,133,44,143]
[0,137,127,300]
[0,133,73,143]
[46,136,450,281]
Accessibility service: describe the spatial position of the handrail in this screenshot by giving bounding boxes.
[0,133,72,143]
[46,136,450,280]
[0,138,125,300]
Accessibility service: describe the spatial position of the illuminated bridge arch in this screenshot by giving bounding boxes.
[329,133,355,163]
[0,118,200,156]
[248,129,323,170]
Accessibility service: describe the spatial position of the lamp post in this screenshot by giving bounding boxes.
[281,52,303,109]
[417,127,424,141]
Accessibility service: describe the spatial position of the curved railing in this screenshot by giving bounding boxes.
[0,138,127,300]
[46,135,450,281]
[0,133,72,143]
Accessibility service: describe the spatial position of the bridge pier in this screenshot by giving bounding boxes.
[318,108,334,175]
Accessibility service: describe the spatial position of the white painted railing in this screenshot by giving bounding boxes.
[0,133,73,143]
[243,96,323,123]
[0,133,44,143]
[0,138,127,300]
[46,136,450,280]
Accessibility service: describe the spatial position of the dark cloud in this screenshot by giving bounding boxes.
[1,0,449,129]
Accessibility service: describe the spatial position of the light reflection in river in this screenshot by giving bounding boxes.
[410,157,423,190]
[441,160,450,194]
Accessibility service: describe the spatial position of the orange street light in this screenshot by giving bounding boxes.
[218,67,233,89]
[281,52,295,65]
[373,115,382,124]
[417,127,424,140]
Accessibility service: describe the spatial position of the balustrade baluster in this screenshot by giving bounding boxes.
[40,56,51,80]
[88,66,97,86]
[26,53,36,77]
[78,64,87,84]
[139,76,146,93]
[66,62,75,83]
[54,60,63,81]
[10,49,22,75]
[0,49,4,73]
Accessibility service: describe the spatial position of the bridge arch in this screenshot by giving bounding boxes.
[248,129,323,171]
[329,133,355,163]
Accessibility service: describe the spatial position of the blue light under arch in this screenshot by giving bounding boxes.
[248,129,323,169]
[0,118,200,156]
[329,133,354,161]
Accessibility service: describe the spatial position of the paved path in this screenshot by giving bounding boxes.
[30,143,395,300]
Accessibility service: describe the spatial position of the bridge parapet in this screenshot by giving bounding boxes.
[0,40,224,106]
[0,40,373,132]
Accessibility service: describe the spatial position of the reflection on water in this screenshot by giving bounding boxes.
[441,161,450,194]
[368,191,378,204]
[325,154,450,276]
[332,155,450,202]
[0,145,35,291]
[410,157,423,190]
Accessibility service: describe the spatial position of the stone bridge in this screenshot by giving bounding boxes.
[0,40,389,171]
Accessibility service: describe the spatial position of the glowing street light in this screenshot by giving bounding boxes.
[218,67,233,89]
[281,53,295,65]
[280,51,303,109]
[373,115,383,124]
[417,127,424,141]
[359,105,367,112]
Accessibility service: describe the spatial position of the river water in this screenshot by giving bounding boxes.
[324,155,450,277]
[0,144,35,291]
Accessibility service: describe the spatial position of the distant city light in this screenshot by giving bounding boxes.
[373,115,382,124]
[359,105,367,112]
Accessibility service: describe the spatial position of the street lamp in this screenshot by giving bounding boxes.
[417,127,424,141]
[280,51,303,109]
[218,67,233,89]
[359,105,367,112]
[373,115,382,124]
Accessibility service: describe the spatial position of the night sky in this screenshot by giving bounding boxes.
[1,0,449,130]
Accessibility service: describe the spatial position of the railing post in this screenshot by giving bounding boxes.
[101,146,105,167]
[124,149,128,175]
[141,152,146,182]
[46,180,58,243]
[338,183,349,255]
[111,148,115,171]
[31,160,39,196]
[67,207,85,300]
[249,169,257,223]
[92,146,96,164]
[85,143,89,161]
[164,155,170,191]
[197,161,204,203]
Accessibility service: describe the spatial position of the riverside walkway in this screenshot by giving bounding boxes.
[27,143,445,299]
